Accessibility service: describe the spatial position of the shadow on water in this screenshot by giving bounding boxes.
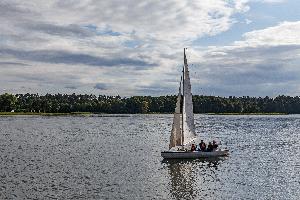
[161,157,226,165]
[161,157,227,199]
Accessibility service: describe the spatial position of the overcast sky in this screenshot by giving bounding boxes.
[1,0,300,97]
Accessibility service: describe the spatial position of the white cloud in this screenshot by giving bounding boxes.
[0,0,250,96]
[1,1,299,97]
[188,21,300,97]
[256,0,285,3]
[235,21,300,47]
[234,0,250,12]
[245,19,252,24]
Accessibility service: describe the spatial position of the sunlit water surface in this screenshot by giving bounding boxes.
[0,114,299,199]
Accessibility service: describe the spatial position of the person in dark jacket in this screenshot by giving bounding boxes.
[191,144,196,151]
[212,140,218,150]
[199,140,206,151]
[207,142,213,152]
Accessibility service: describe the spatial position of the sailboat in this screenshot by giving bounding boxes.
[161,49,229,159]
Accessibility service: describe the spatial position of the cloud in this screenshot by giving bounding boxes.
[0,0,251,96]
[1,0,299,97]
[0,62,29,66]
[256,0,285,3]
[235,21,300,46]
[26,23,95,38]
[0,48,155,68]
[65,85,78,89]
[49,1,244,42]
[245,19,252,24]
[0,0,246,48]
[94,83,108,90]
[188,21,300,97]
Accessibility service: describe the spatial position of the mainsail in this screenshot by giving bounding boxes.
[182,49,196,145]
[169,49,197,149]
[169,78,182,149]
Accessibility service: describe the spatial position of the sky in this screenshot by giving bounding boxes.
[1,0,300,97]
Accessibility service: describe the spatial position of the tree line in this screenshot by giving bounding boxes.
[1,93,300,114]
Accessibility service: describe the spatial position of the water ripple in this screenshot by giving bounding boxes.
[0,115,299,199]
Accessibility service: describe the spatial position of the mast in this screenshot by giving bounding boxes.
[169,48,196,149]
[181,48,186,145]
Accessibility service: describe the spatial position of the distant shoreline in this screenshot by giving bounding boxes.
[0,112,92,116]
[1,93,300,114]
[206,112,287,115]
[0,112,288,116]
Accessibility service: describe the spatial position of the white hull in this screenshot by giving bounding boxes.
[161,149,229,159]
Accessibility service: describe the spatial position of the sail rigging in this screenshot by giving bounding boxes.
[169,49,197,149]
[182,48,197,145]
[162,49,229,158]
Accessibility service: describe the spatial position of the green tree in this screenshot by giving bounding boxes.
[0,93,17,112]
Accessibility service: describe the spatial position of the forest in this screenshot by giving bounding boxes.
[1,93,300,114]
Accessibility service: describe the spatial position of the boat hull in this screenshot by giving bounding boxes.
[161,150,229,159]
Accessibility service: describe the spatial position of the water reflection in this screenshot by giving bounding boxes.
[2,115,299,199]
[162,158,225,199]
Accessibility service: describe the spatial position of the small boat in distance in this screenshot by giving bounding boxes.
[161,49,229,159]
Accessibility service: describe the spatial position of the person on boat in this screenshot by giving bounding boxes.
[199,140,206,151]
[191,144,196,151]
[207,142,213,152]
[212,140,218,150]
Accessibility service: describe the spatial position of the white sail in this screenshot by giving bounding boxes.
[162,49,230,158]
[182,49,196,145]
[169,78,182,149]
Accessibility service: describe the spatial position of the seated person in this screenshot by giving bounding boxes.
[207,142,213,152]
[199,140,206,151]
[212,140,218,150]
[191,144,196,151]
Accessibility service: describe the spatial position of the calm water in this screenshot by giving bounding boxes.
[0,114,299,199]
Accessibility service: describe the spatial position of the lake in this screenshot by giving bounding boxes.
[0,114,299,199]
